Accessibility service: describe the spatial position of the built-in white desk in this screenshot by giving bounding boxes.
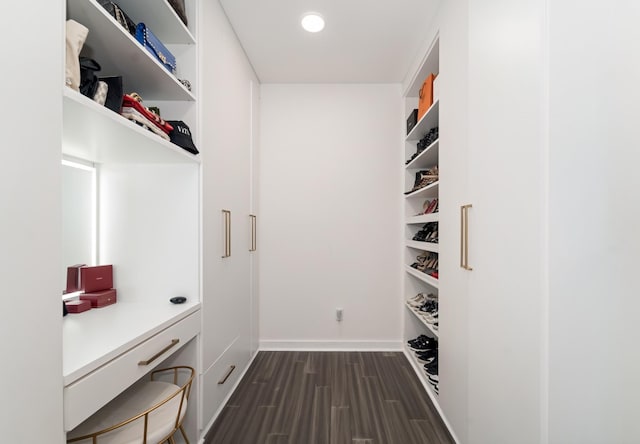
[62,301,201,431]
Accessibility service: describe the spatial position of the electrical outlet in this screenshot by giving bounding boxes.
[336,308,343,322]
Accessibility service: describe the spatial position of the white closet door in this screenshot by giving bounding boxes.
[437,0,471,441]
[465,0,546,442]
[249,80,260,357]
[199,0,256,430]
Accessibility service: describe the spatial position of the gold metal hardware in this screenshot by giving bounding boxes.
[222,210,231,258]
[460,205,464,268]
[218,365,236,385]
[138,339,180,366]
[460,204,473,270]
[249,215,257,252]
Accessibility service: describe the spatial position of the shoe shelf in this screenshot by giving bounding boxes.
[405,181,439,199]
[406,139,439,170]
[67,0,196,102]
[63,88,199,165]
[405,265,439,289]
[405,303,439,338]
[406,213,439,224]
[406,240,439,253]
[403,345,439,400]
[406,100,439,142]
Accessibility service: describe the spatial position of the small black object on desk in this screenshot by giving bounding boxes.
[170,296,187,304]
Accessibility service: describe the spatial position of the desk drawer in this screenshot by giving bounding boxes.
[64,311,200,431]
[202,336,250,428]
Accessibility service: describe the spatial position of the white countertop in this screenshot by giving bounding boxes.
[63,300,201,386]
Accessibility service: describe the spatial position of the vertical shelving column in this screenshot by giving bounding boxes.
[402,36,441,402]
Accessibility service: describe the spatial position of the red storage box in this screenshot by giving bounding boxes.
[80,289,117,308]
[65,299,92,313]
[81,265,113,293]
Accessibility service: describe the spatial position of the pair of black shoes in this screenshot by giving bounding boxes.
[418,299,438,316]
[418,127,439,151]
[405,127,440,165]
[424,357,439,385]
[408,335,438,352]
[412,222,438,243]
[416,348,437,364]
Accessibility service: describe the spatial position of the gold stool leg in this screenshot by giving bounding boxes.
[179,425,190,444]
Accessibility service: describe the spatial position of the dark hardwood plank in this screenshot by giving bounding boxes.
[204,352,455,444]
[330,406,351,444]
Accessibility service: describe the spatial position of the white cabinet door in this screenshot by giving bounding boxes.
[464,0,546,442]
[249,79,260,357]
[437,0,471,441]
[3,2,63,441]
[199,0,257,430]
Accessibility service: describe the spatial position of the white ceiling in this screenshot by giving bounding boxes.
[218,0,441,84]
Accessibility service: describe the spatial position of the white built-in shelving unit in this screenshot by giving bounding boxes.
[62,0,200,441]
[402,35,441,405]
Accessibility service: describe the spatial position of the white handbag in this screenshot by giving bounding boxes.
[65,19,89,91]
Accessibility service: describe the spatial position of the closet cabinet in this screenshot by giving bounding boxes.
[3,1,63,442]
[200,0,260,432]
[421,0,545,442]
[60,0,202,441]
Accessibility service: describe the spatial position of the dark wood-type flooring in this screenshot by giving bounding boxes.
[205,351,455,444]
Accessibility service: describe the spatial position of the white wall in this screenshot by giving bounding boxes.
[547,1,640,443]
[259,84,402,349]
[0,1,64,442]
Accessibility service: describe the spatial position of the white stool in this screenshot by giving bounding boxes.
[67,366,194,444]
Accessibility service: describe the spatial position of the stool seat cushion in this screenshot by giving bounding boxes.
[67,381,187,443]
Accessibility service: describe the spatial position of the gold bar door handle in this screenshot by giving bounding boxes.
[460,204,473,270]
[222,210,231,258]
[249,215,257,252]
[138,339,180,366]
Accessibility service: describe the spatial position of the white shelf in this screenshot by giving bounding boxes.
[406,100,439,142]
[404,181,439,199]
[406,139,439,170]
[403,346,439,400]
[405,265,439,288]
[115,0,195,44]
[405,303,439,338]
[406,240,439,253]
[406,213,439,224]
[68,0,195,101]
[63,88,199,164]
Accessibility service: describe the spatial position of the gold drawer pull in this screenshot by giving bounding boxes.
[460,204,473,270]
[249,214,257,252]
[222,210,231,258]
[138,339,179,366]
[218,365,236,385]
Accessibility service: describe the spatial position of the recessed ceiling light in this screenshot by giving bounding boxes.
[301,13,325,33]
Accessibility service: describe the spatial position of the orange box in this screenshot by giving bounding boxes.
[418,73,436,120]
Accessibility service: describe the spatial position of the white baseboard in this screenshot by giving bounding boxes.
[259,340,403,351]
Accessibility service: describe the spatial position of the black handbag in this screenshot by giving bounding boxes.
[97,0,136,36]
[99,76,124,113]
[79,57,101,98]
[168,0,188,26]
